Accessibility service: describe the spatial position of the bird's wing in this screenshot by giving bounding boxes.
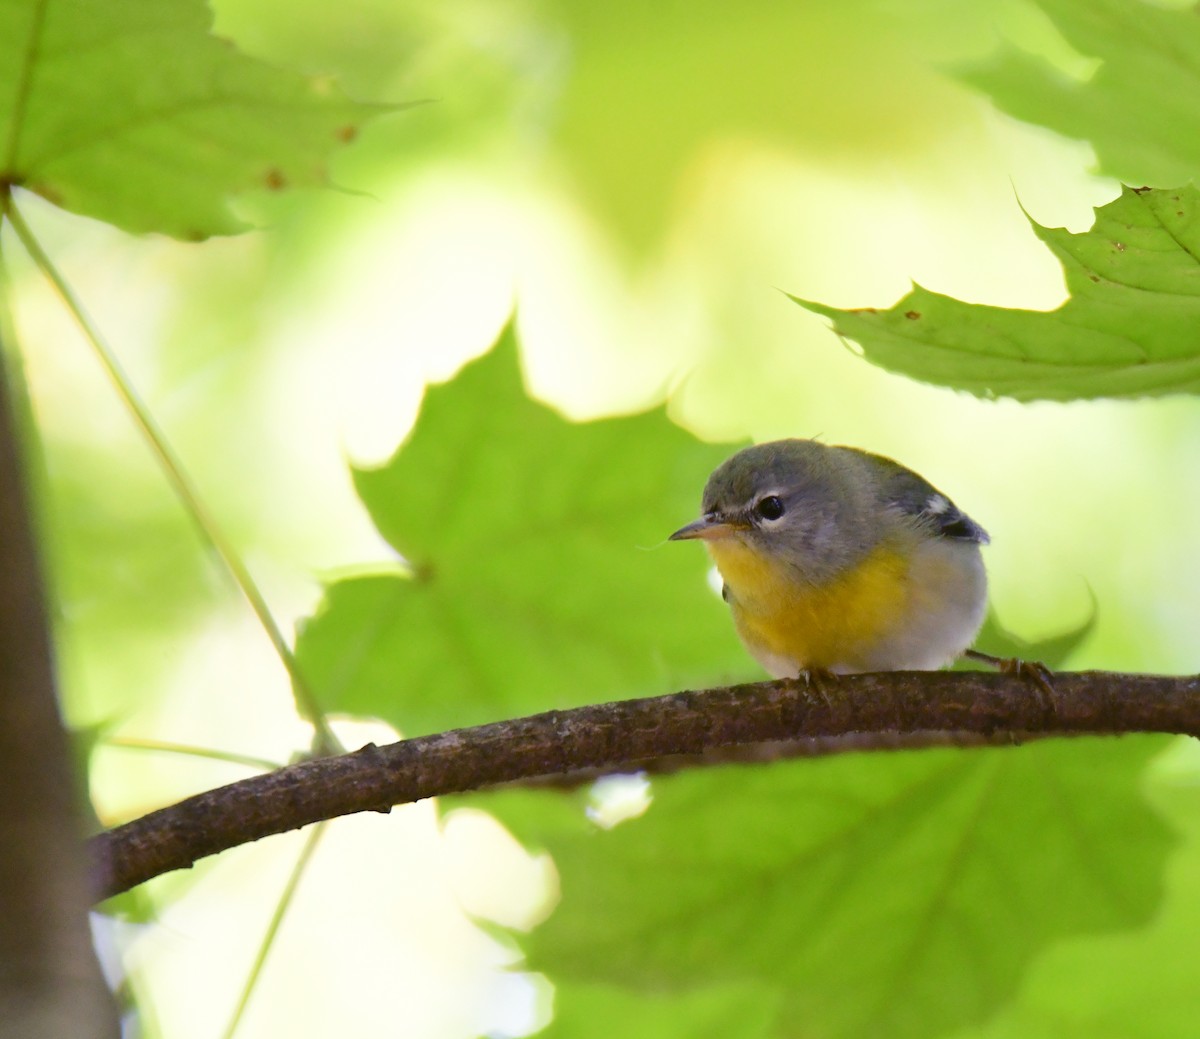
[867,453,991,544]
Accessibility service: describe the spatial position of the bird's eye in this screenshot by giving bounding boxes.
[755,495,785,521]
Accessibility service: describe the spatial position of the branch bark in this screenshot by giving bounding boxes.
[91,669,1199,900]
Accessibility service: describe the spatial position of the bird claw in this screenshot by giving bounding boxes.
[798,667,840,709]
[966,649,1057,718]
[1002,658,1058,717]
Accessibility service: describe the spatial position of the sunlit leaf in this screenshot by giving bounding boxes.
[296,322,748,736]
[796,186,1200,401]
[0,0,389,238]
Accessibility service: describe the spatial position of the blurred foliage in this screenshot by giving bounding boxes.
[967,604,1095,670]
[798,186,1200,401]
[218,0,1023,252]
[960,0,1200,189]
[483,736,1171,1039]
[1,0,1198,1038]
[951,749,1200,1039]
[539,0,989,252]
[541,980,783,1039]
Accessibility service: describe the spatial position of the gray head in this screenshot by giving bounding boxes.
[668,439,884,583]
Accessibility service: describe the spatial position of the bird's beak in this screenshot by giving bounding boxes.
[668,514,741,542]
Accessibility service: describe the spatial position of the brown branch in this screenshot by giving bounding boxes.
[508,727,1063,788]
[0,324,118,1032]
[90,669,1200,901]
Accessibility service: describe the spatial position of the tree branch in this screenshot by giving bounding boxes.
[0,300,118,1033]
[90,669,1199,900]
[507,726,1066,789]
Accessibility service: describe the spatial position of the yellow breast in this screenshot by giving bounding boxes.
[706,537,911,673]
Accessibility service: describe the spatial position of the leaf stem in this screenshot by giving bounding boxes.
[1,193,341,756]
[104,737,283,774]
[220,822,326,1039]
[0,191,55,586]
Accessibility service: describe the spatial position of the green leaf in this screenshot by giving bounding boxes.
[948,748,1200,1039]
[796,186,1200,401]
[296,322,748,736]
[489,738,1174,1039]
[542,980,783,1039]
[960,0,1200,188]
[963,602,1096,672]
[0,0,388,238]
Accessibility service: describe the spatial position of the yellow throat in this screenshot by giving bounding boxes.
[706,536,911,672]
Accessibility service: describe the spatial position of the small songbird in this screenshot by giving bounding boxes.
[669,439,989,677]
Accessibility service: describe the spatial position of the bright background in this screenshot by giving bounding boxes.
[6,0,1199,1035]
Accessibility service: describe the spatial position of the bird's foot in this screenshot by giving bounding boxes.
[798,667,840,709]
[964,649,1057,717]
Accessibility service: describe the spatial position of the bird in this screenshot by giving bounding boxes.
[669,439,989,678]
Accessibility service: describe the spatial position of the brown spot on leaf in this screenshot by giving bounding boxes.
[335,124,358,143]
[1132,185,1152,194]
[264,168,287,191]
[1114,241,1126,251]
[412,561,436,584]
[904,310,921,320]
[1089,274,1100,282]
